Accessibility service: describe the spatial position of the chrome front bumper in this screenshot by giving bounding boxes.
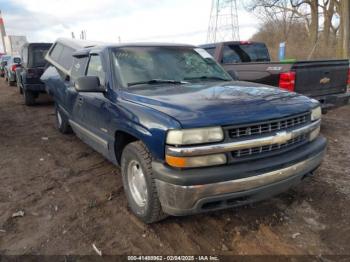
[156,149,325,216]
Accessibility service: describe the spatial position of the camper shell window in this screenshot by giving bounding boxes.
[49,43,75,72]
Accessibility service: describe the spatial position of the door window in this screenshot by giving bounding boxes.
[204,47,216,57]
[222,44,270,63]
[71,57,88,81]
[87,55,105,85]
[222,45,241,64]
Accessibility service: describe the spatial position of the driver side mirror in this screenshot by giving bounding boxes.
[75,76,105,93]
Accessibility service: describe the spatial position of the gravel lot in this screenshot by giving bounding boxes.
[0,78,349,255]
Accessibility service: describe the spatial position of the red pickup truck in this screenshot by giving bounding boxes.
[200,41,350,111]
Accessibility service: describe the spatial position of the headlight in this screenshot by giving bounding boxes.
[166,154,227,168]
[311,106,322,121]
[166,127,224,145]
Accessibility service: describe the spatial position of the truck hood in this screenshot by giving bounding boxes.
[121,81,318,128]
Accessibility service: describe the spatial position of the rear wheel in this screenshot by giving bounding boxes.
[7,74,15,86]
[24,90,36,106]
[16,77,23,94]
[121,141,167,224]
[55,104,72,134]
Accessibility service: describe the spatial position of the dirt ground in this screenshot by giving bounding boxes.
[0,78,350,256]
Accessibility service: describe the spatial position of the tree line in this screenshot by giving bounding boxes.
[245,0,349,60]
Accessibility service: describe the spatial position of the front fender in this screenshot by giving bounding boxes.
[111,98,181,161]
[41,66,64,97]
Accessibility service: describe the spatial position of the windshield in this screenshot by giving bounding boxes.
[112,47,232,87]
[13,57,21,64]
[31,47,49,67]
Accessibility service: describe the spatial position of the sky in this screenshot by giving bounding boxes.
[0,0,259,52]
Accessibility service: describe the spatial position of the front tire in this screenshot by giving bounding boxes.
[55,104,72,134]
[121,141,167,224]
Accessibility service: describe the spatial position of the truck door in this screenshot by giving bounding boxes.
[73,54,112,157]
[67,55,88,117]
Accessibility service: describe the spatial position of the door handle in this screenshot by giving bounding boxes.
[77,96,84,106]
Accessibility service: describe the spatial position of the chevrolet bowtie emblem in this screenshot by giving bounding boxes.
[320,77,330,84]
[274,131,292,144]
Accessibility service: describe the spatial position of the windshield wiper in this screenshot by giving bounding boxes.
[127,79,188,87]
[184,76,231,82]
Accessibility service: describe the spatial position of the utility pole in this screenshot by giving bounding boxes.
[206,0,240,43]
[342,0,349,58]
[0,10,7,53]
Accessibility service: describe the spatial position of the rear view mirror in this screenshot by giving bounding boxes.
[75,76,105,93]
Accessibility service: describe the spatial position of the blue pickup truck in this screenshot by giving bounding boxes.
[41,38,327,223]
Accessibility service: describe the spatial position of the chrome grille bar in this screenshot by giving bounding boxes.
[228,113,308,139]
[166,120,321,157]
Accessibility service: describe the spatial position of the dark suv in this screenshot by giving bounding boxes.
[16,43,52,105]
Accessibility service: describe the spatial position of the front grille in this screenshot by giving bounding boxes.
[232,134,307,158]
[228,113,309,139]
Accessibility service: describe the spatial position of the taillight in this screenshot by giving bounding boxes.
[347,68,350,86]
[11,64,18,72]
[27,68,36,78]
[239,41,251,45]
[279,71,296,92]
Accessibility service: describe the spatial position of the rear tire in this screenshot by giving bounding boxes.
[17,77,23,94]
[121,141,167,224]
[55,104,72,134]
[24,90,36,106]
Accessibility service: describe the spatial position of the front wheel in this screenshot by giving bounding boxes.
[55,104,72,134]
[121,141,167,224]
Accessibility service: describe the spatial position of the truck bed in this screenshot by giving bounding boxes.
[201,41,350,109]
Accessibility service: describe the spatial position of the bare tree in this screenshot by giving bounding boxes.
[246,0,350,58]
[246,0,320,43]
[320,0,337,46]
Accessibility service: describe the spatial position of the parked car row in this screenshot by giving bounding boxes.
[0,54,21,86]
[0,43,52,105]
